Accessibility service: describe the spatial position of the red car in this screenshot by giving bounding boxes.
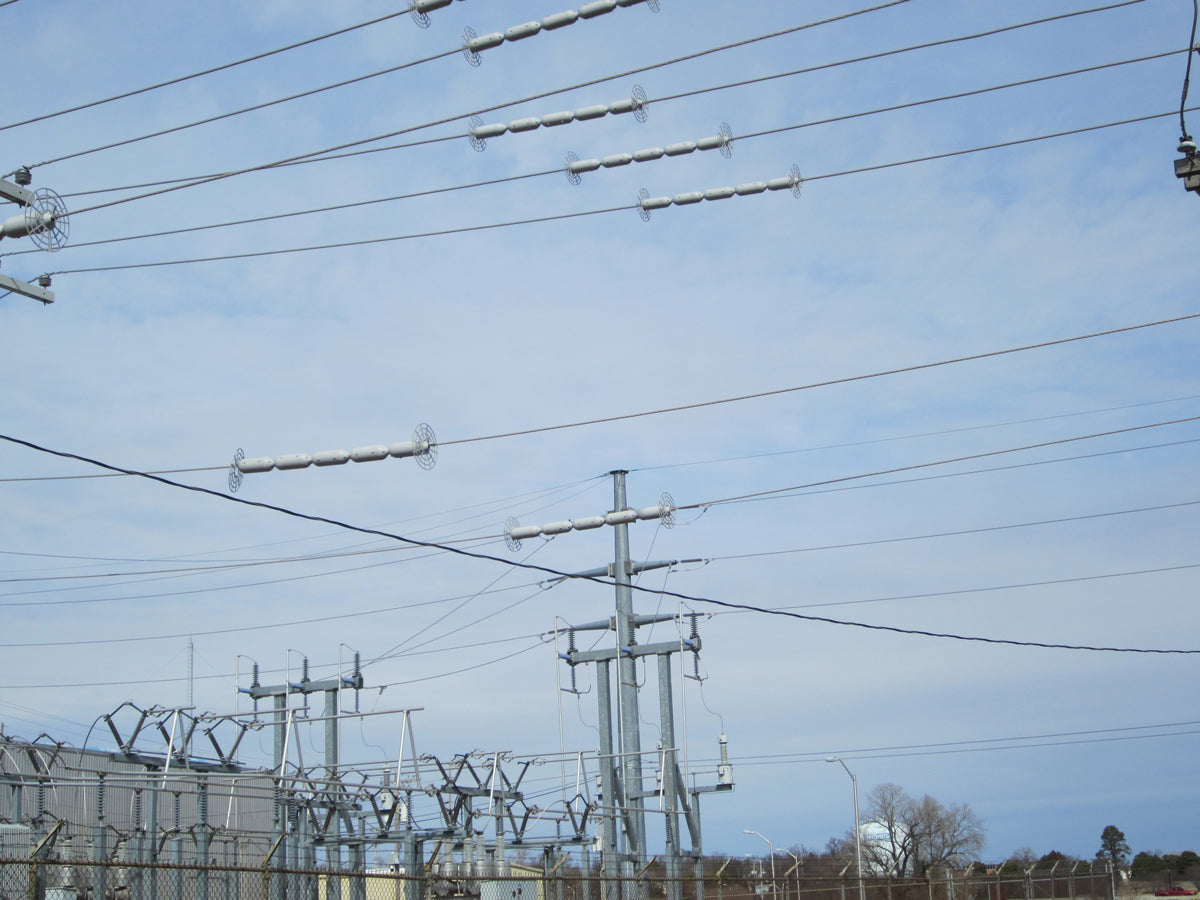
[1153,889,1194,896]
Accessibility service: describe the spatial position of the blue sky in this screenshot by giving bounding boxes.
[1,0,1197,866]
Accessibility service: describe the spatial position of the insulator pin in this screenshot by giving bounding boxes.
[569,158,602,173]
[505,21,542,41]
[575,105,609,120]
[604,509,638,525]
[509,117,542,132]
[237,457,275,473]
[312,449,350,467]
[274,454,313,470]
[579,0,618,17]
[467,31,505,51]
[350,445,389,462]
[542,10,579,29]
[664,142,697,156]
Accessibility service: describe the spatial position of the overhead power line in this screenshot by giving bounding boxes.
[711,500,1200,564]
[2,49,1171,261]
[0,432,1195,656]
[7,495,1194,587]
[0,585,548,648]
[41,106,1198,276]
[21,46,461,172]
[2,437,1192,608]
[0,7,419,134]
[44,0,1121,216]
[438,313,1200,448]
[633,394,1200,472]
[2,314,1195,485]
[682,416,1200,511]
[752,437,1200,505]
[22,0,857,175]
[731,723,1200,767]
[751,562,1200,614]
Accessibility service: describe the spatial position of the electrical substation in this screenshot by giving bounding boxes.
[0,472,732,900]
[3,0,1195,897]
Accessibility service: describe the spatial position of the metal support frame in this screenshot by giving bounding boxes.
[557,471,731,900]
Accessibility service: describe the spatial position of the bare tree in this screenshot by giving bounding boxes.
[851,783,985,877]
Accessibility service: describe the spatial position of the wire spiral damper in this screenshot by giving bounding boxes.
[637,188,651,222]
[468,116,487,152]
[718,122,734,158]
[227,448,244,493]
[565,151,582,186]
[461,26,482,67]
[27,189,70,252]
[413,423,438,470]
[504,517,521,552]
[631,84,649,124]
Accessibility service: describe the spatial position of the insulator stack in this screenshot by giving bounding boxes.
[638,165,802,220]
[687,614,703,681]
[461,0,656,66]
[231,423,436,487]
[564,123,732,182]
[505,495,675,551]
[410,0,466,29]
[469,86,649,150]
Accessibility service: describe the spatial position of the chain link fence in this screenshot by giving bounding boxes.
[0,857,1118,900]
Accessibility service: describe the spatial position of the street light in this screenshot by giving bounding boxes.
[744,829,778,900]
[781,847,802,900]
[826,757,866,900]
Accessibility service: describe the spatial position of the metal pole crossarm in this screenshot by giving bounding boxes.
[547,559,684,584]
[563,612,678,634]
[565,637,698,664]
[0,271,54,304]
[0,177,34,207]
[245,673,362,699]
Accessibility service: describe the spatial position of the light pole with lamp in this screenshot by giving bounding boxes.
[744,829,778,900]
[780,847,802,900]
[826,757,866,900]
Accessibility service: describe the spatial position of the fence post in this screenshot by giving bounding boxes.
[263,832,285,900]
[171,792,184,900]
[130,790,144,900]
[198,777,211,900]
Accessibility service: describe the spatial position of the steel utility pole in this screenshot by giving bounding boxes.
[611,470,647,880]
[548,473,732,900]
